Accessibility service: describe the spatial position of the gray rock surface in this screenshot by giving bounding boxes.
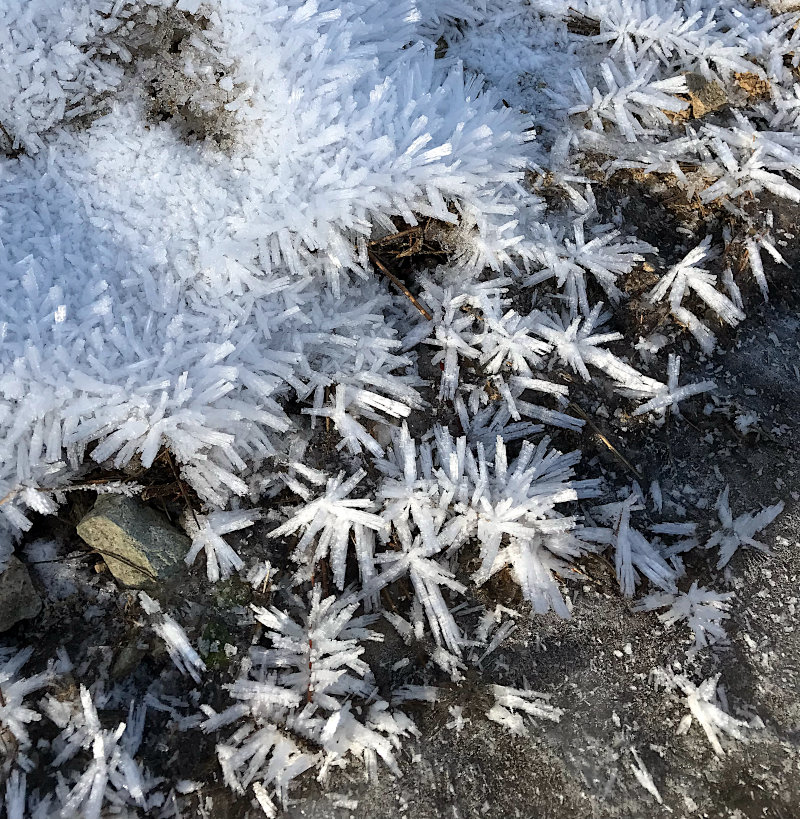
[0,556,42,632]
[76,494,189,587]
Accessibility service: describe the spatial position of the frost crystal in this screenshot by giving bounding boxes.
[202,588,415,807]
[633,354,715,419]
[250,588,384,710]
[55,688,155,819]
[648,238,745,352]
[660,671,754,756]
[525,221,653,315]
[269,470,385,589]
[705,486,784,568]
[183,508,260,583]
[569,59,689,143]
[0,648,49,754]
[587,494,676,597]
[371,534,467,656]
[634,581,733,652]
[629,747,662,804]
[487,684,564,735]
[139,593,206,683]
[470,440,588,616]
[0,0,794,809]
[3,768,25,819]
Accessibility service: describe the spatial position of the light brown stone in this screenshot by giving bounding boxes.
[77,495,189,588]
[686,72,727,118]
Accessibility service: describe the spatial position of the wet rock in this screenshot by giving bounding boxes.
[76,495,189,588]
[0,557,43,631]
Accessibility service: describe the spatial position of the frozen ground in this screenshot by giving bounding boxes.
[285,299,800,819]
[275,202,800,819]
[9,275,798,819]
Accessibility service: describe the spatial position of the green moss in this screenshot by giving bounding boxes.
[212,576,251,608]
[200,620,232,670]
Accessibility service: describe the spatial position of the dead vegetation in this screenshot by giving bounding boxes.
[123,5,242,147]
[367,217,460,320]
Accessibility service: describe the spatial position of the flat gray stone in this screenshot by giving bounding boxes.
[0,556,42,632]
[76,495,189,588]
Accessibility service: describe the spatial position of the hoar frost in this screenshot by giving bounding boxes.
[0,0,790,812]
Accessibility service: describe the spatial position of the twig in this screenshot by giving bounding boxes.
[323,385,332,433]
[159,497,173,524]
[27,553,95,566]
[306,637,313,704]
[368,227,420,247]
[166,451,200,528]
[380,587,398,612]
[88,545,158,581]
[681,415,703,435]
[66,478,141,490]
[568,401,643,483]
[664,411,675,468]
[368,250,432,320]
[1,477,143,511]
[396,233,425,258]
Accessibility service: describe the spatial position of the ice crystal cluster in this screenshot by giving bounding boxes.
[0,0,792,814]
